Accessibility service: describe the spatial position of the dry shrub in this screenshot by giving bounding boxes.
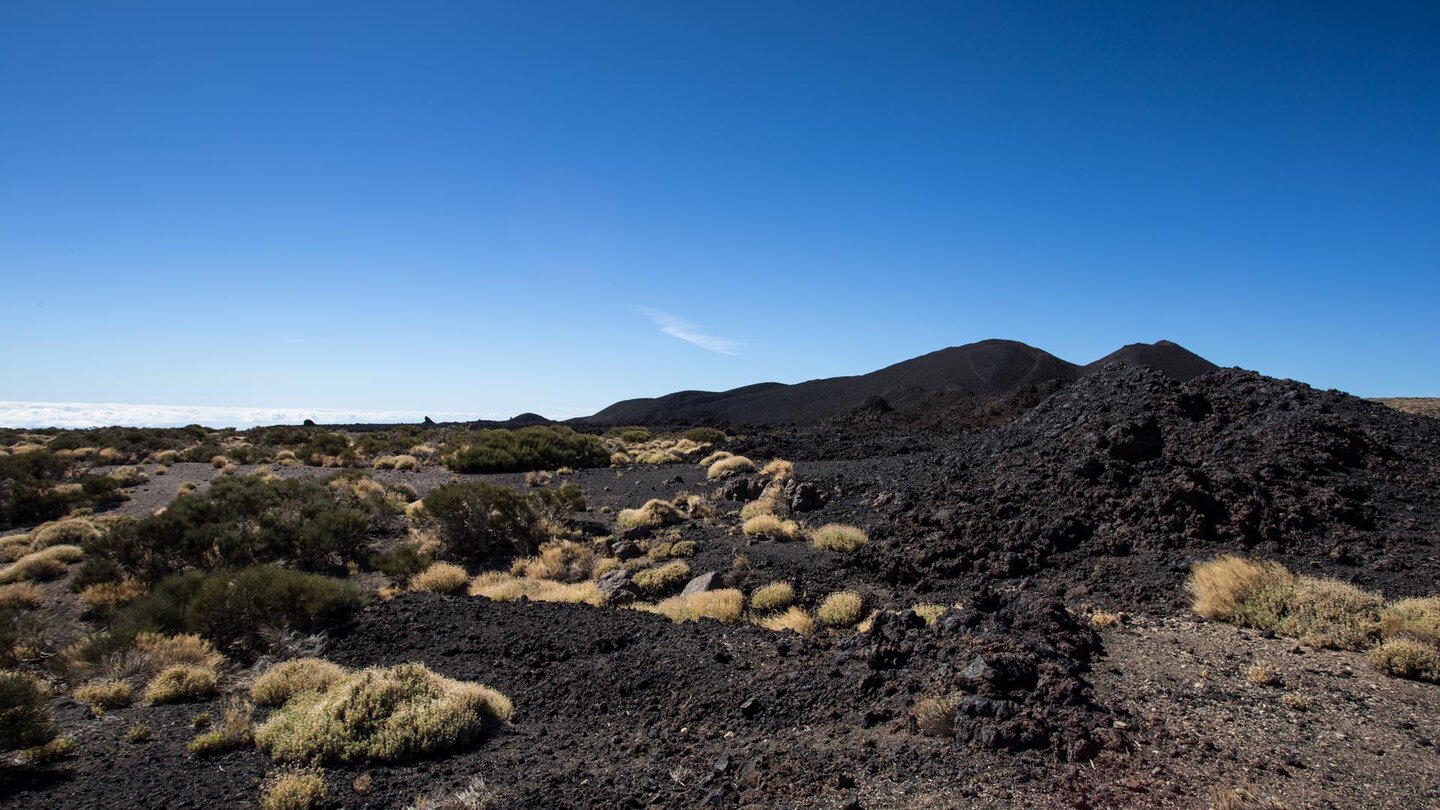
[742,514,801,540]
[1245,664,1279,686]
[188,695,254,755]
[1370,638,1440,682]
[254,662,512,763]
[1089,610,1121,629]
[631,561,690,594]
[1,545,84,583]
[1380,597,1440,645]
[211,455,231,469]
[135,632,225,672]
[145,664,218,704]
[1207,785,1289,810]
[609,451,631,466]
[522,470,553,487]
[253,658,351,706]
[74,679,133,709]
[150,450,179,465]
[0,534,32,563]
[518,540,598,582]
[409,444,438,459]
[1187,555,1382,650]
[912,696,956,736]
[698,450,733,467]
[79,579,148,611]
[261,766,326,810]
[1280,691,1309,711]
[749,582,795,613]
[707,455,755,479]
[153,465,169,475]
[468,572,604,606]
[754,606,815,635]
[817,591,864,627]
[0,582,43,610]
[178,481,199,494]
[409,563,470,594]
[98,447,128,464]
[33,518,101,548]
[373,454,421,471]
[615,499,684,529]
[759,459,793,478]
[810,524,868,552]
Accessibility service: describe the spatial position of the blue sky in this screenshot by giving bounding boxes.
[2,1,1437,426]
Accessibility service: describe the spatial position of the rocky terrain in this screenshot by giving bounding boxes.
[2,346,1438,809]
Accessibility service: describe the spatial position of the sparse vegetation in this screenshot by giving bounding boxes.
[255,662,512,763]
[1245,663,1279,686]
[810,524,868,552]
[754,606,815,635]
[252,658,350,706]
[468,571,604,605]
[1187,555,1382,650]
[442,426,608,474]
[0,582,43,609]
[749,582,795,613]
[742,514,801,539]
[706,455,755,479]
[683,427,726,445]
[144,664,218,704]
[422,482,548,560]
[74,678,133,710]
[0,671,56,751]
[188,695,254,755]
[615,498,684,530]
[410,562,471,594]
[759,459,793,478]
[631,561,691,595]
[1370,638,1440,682]
[1,544,84,583]
[912,696,956,736]
[125,723,152,743]
[1089,610,1121,628]
[643,589,745,624]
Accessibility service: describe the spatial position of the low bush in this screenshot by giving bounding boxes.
[74,679,133,710]
[759,459,793,478]
[422,483,547,561]
[32,518,101,548]
[706,455,755,479]
[749,582,795,613]
[810,524,868,552]
[261,766,327,810]
[0,583,42,610]
[1380,597,1440,645]
[409,563,470,594]
[0,671,56,751]
[78,579,148,612]
[518,540,598,583]
[368,543,431,584]
[1186,556,1382,650]
[683,427,726,445]
[1370,638,1440,682]
[144,664,218,704]
[742,515,801,540]
[0,544,84,583]
[816,591,864,627]
[632,561,690,595]
[443,426,608,474]
[254,662,512,763]
[616,499,684,530]
[252,658,350,706]
[188,696,254,755]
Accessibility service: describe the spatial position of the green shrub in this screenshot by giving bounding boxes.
[252,658,350,706]
[442,426,608,474]
[145,664,217,704]
[632,561,690,594]
[87,475,382,580]
[1370,638,1440,682]
[0,451,80,528]
[118,566,363,656]
[368,543,431,584]
[0,671,56,751]
[254,663,512,763]
[617,428,652,444]
[682,427,726,445]
[422,482,547,560]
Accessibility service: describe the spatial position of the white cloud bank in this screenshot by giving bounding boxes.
[641,308,743,355]
[0,401,497,430]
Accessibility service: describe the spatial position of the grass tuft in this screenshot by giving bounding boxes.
[810,524,868,552]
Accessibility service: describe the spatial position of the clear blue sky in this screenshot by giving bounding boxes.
[2,1,1437,424]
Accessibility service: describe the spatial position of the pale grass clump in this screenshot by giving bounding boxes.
[261,765,327,810]
[32,518,101,548]
[698,450,733,467]
[645,539,697,561]
[409,563,470,594]
[912,696,957,737]
[188,695,255,755]
[252,658,351,706]
[754,606,815,635]
[615,499,684,530]
[631,561,691,595]
[134,632,225,671]
[742,515,801,540]
[211,455,231,469]
[707,455,755,479]
[610,451,632,466]
[276,450,300,465]
[749,582,795,613]
[1370,638,1440,682]
[0,582,43,609]
[913,603,949,625]
[518,540,598,582]
[468,572,605,606]
[149,449,179,465]
[74,679,134,710]
[816,591,864,627]
[635,450,682,465]
[641,589,745,624]
[153,465,169,475]
[1186,555,1293,622]
[178,481,199,495]
[144,664,218,704]
[79,579,148,611]
[98,447,128,464]
[810,524,868,552]
[254,662,512,764]
[759,459,794,479]
[1246,663,1280,686]
[373,454,421,471]
[522,470,553,487]
[1206,785,1290,810]
[0,545,84,583]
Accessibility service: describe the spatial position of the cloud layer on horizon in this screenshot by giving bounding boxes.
[0,401,498,430]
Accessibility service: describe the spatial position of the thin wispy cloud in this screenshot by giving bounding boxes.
[0,401,496,430]
[640,308,743,356]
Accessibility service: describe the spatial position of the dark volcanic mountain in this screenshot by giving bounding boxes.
[588,339,1218,425]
